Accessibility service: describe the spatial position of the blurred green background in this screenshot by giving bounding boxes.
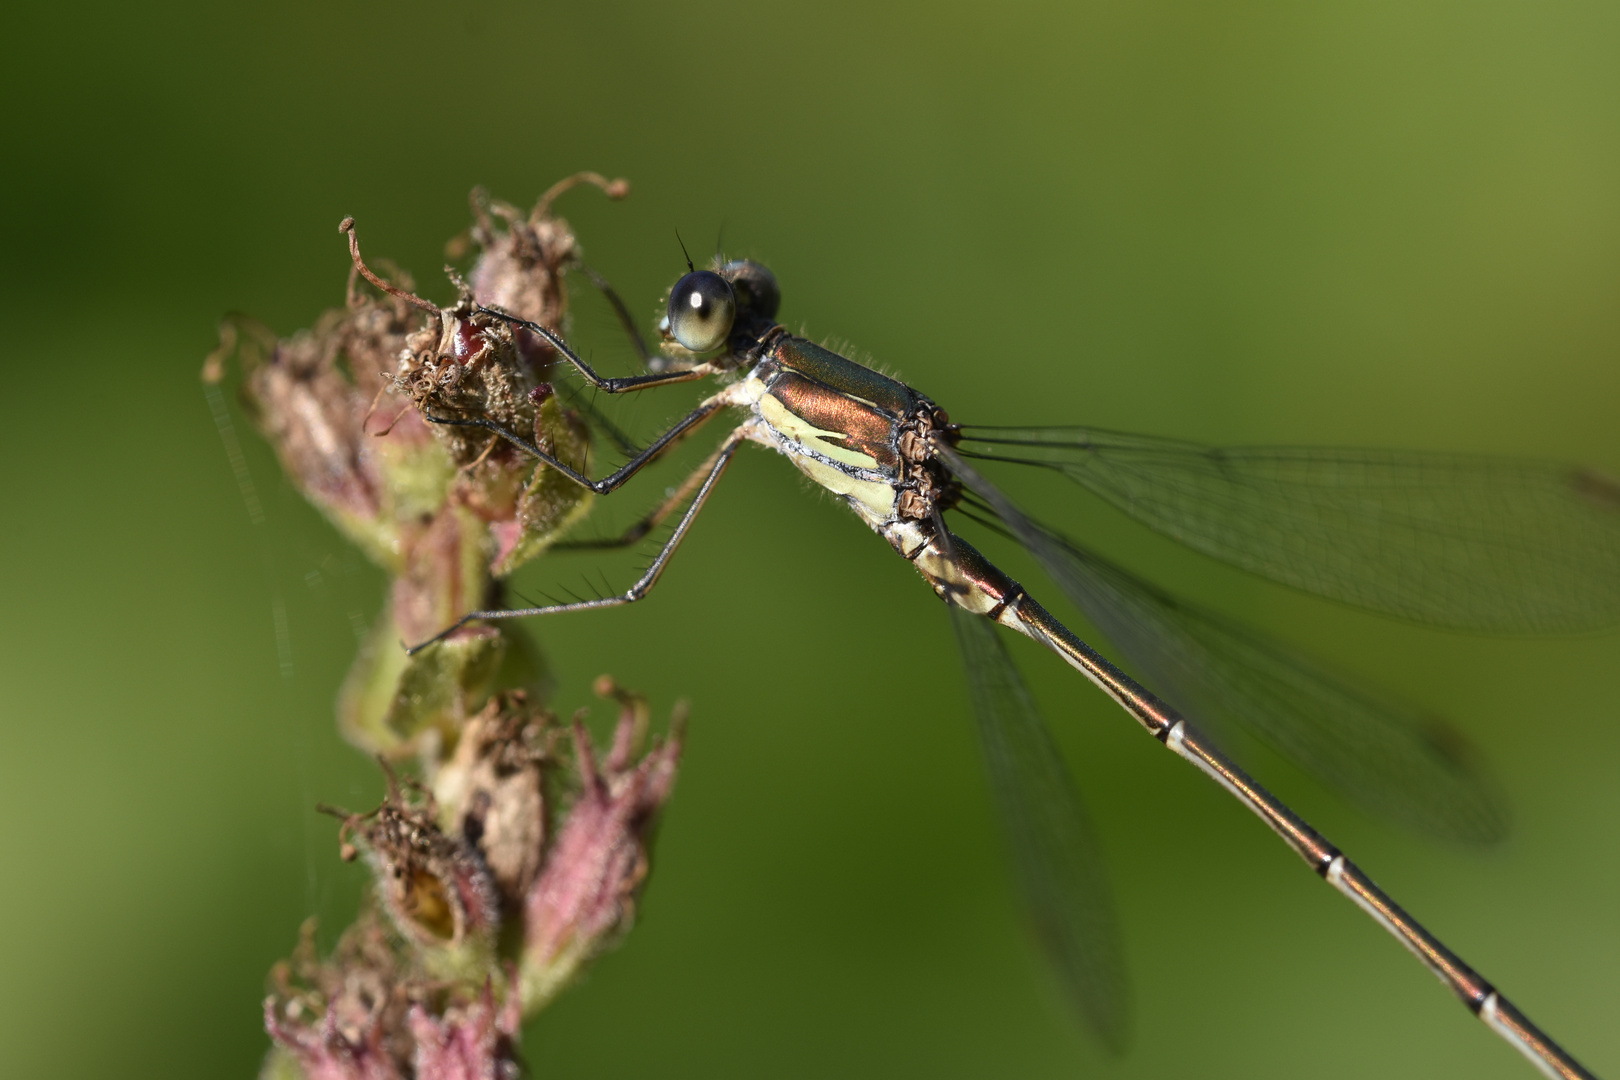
[3,2,1617,1078]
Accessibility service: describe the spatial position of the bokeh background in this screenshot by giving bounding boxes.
[3,2,1617,1078]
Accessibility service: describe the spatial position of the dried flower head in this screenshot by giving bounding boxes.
[337,217,598,580]
[521,677,686,1007]
[406,982,522,1080]
[462,172,629,331]
[263,914,411,1080]
[321,763,500,957]
[264,916,524,1080]
[206,181,633,761]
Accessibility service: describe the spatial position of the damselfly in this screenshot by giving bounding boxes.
[406,254,1617,1079]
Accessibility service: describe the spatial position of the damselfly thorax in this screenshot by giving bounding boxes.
[719,329,1000,598]
[706,309,1204,725]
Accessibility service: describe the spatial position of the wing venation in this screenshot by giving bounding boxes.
[956,426,1620,633]
[949,604,1131,1051]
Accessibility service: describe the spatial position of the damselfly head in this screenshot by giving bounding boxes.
[660,259,781,356]
[665,270,736,352]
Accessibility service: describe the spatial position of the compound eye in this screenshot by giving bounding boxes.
[666,271,736,352]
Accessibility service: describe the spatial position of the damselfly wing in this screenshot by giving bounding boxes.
[949,601,1130,1051]
[952,426,1620,634]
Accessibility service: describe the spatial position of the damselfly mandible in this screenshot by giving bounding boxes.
[398,251,1617,1079]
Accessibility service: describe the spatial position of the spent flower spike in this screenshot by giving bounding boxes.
[213,177,688,1079]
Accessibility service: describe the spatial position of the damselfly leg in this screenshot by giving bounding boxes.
[423,393,730,496]
[406,428,747,654]
[551,442,735,553]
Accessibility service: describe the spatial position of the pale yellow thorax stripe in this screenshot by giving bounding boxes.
[793,455,897,522]
[756,394,882,471]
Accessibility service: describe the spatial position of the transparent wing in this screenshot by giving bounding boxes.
[938,443,1511,843]
[1024,520,1508,843]
[955,426,1620,633]
[948,604,1130,1051]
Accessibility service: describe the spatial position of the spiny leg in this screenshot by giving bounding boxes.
[554,383,639,459]
[404,428,747,655]
[557,260,654,455]
[553,263,649,458]
[576,262,652,364]
[475,306,719,393]
[424,393,729,496]
[552,443,729,552]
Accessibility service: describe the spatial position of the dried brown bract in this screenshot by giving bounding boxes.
[434,691,557,910]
